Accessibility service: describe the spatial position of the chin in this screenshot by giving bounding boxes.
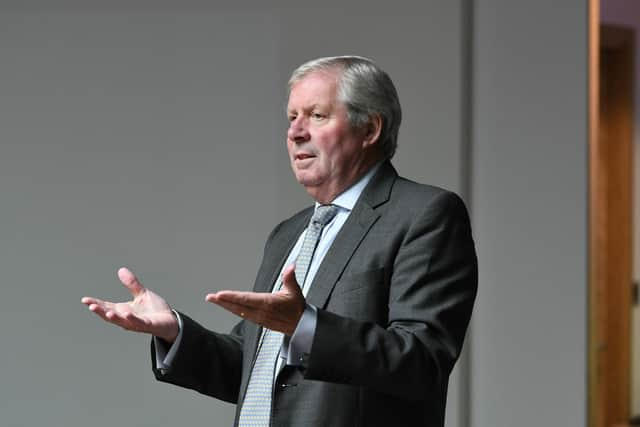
[295,175,318,187]
[294,171,324,188]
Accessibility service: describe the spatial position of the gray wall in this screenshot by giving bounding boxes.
[0,2,469,427]
[470,1,588,426]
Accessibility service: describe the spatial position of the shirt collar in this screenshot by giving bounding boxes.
[315,162,383,212]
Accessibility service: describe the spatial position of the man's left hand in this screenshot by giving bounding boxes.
[206,264,305,336]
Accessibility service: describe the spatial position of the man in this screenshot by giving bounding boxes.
[82,56,477,427]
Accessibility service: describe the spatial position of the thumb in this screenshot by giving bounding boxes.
[117,267,145,297]
[281,264,301,293]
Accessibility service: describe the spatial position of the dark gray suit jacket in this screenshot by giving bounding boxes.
[151,161,477,427]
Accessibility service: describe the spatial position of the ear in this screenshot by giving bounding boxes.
[362,114,382,148]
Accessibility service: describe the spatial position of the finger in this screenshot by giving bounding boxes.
[86,301,106,316]
[81,296,102,306]
[105,311,135,330]
[104,307,144,331]
[212,295,295,333]
[281,264,300,293]
[208,291,268,308]
[86,301,133,329]
[87,302,116,324]
[206,293,256,316]
[123,311,151,331]
[209,297,258,321]
[82,297,115,312]
[117,267,145,297]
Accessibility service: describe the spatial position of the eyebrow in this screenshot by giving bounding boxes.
[286,103,324,113]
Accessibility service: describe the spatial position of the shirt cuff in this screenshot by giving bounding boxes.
[154,310,183,373]
[282,303,317,367]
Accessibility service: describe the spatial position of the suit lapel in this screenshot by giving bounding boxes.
[305,203,379,308]
[241,162,396,402]
[254,209,312,293]
[306,161,397,309]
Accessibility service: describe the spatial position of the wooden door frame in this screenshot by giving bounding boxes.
[589,2,635,425]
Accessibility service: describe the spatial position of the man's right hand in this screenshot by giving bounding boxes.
[81,267,179,343]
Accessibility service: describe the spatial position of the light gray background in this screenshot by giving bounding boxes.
[470,1,587,425]
[0,1,588,426]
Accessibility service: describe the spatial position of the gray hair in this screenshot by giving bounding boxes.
[288,56,402,159]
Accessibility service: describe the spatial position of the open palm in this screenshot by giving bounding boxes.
[81,267,179,342]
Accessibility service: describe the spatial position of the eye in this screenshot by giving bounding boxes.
[311,112,325,120]
[287,114,297,122]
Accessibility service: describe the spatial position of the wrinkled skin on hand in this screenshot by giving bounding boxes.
[81,267,179,343]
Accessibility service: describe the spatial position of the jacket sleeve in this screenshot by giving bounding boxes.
[304,191,478,401]
[148,220,291,403]
[151,313,245,403]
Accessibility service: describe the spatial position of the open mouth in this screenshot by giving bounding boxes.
[295,153,315,160]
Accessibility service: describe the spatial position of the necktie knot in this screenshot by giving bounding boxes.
[311,204,339,227]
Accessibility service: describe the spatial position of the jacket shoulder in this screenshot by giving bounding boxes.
[264,205,314,245]
[389,176,469,216]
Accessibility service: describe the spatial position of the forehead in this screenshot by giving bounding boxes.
[287,70,341,108]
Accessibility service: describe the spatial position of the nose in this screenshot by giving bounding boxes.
[287,117,310,143]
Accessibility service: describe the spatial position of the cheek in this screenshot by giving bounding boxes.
[321,142,348,165]
[286,140,296,157]
[314,134,338,158]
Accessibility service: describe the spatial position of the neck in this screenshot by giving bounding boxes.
[307,156,384,204]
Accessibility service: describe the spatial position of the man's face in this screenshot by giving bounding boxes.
[286,70,375,203]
